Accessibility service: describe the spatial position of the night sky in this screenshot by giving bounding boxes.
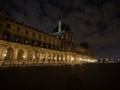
[0,0,120,59]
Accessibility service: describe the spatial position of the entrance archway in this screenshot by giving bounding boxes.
[41,52,45,61]
[17,49,24,60]
[27,51,33,60]
[35,51,40,60]
[5,47,14,60]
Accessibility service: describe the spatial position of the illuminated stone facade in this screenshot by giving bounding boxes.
[0,8,95,66]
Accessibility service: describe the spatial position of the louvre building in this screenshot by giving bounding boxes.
[0,8,96,66]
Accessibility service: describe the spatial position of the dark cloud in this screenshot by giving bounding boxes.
[1,0,120,58]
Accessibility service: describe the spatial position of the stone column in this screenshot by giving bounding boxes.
[45,51,48,63]
[50,52,53,63]
[0,48,2,60]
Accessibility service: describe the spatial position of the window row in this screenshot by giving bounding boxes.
[6,24,58,44]
[3,33,65,51]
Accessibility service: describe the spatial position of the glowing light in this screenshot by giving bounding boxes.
[3,54,6,57]
[71,57,74,61]
[59,57,61,60]
[88,59,91,62]
[23,55,25,58]
[79,58,82,61]
[33,56,35,59]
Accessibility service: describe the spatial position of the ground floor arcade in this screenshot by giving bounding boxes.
[0,40,95,66]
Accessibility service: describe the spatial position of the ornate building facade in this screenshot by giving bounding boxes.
[0,8,95,66]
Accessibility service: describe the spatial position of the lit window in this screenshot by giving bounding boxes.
[4,34,8,40]
[16,37,19,42]
[25,40,28,44]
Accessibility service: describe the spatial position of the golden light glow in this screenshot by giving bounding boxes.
[3,54,6,57]
[71,57,74,61]
[33,56,35,59]
[59,57,61,60]
[54,57,57,60]
[79,58,82,61]
[23,55,25,58]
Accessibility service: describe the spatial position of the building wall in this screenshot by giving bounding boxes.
[0,10,95,66]
[0,40,80,65]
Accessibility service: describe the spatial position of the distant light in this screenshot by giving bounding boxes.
[106,58,109,61]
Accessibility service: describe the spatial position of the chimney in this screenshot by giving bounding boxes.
[58,20,61,32]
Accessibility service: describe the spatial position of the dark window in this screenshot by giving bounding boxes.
[40,43,43,47]
[15,36,20,42]
[25,40,28,44]
[33,33,35,36]
[43,43,46,48]
[4,34,9,40]
[32,40,35,46]
[38,42,41,47]
[39,35,41,38]
[25,31,28,34]
[48,44,51,49]
[51,45,53,49]
[24,38,28,44]
[17,28,20,31]
[44,37,46,40]
[0,23,3,33]
[46,43,48,48]
[7,24,10,28]
[49,39,51,42]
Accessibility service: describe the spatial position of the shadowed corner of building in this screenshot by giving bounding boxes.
[66,76,83,90]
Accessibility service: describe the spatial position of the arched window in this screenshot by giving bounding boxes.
[53,54,55,62]
[41,52,45,61]
[4,47,14,60]
[17,49,24,60]
[3,33,9,40]
[35,51,39,60]
[27,51,33,60]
